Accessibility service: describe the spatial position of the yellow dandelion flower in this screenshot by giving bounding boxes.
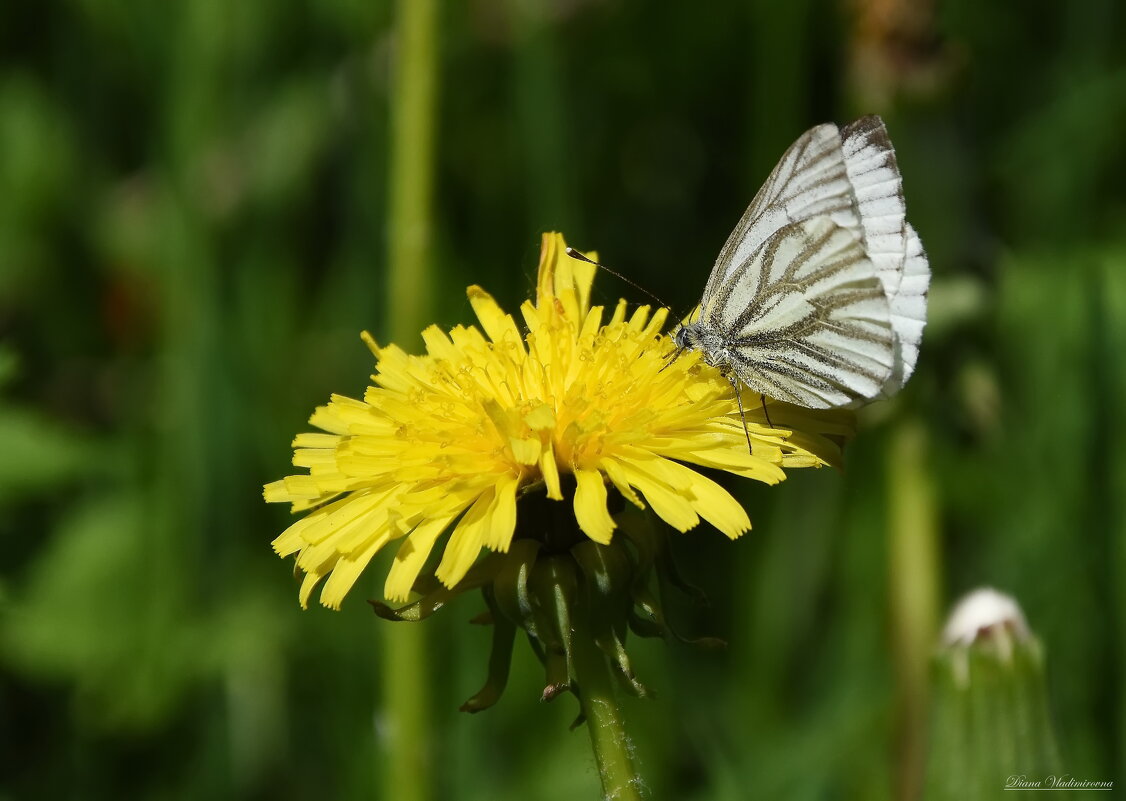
[265,232,851,609]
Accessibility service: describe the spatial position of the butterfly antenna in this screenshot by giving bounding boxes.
[565,247,670,311]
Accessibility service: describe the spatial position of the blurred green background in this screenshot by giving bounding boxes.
[1,0,1124,799]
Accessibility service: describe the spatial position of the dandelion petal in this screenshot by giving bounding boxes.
[574,469,615,544]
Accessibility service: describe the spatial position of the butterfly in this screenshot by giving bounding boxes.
[672,115,929,430]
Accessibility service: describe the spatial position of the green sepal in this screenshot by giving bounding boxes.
[572,539,633,635]
[459,587,517,713]
[491,538,542,637]
[529,555,579,701]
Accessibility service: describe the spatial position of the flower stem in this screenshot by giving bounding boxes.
[887,420,941,801]
[382,1,439,801]
[572,617,646,800]
[381,625,429,801]
[388,0,438,339]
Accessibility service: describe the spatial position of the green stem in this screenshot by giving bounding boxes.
[382,625,429,801]
[572,618,646,801]
[388,0,438,340]
[887,420,941,801]
[382,2,439,801]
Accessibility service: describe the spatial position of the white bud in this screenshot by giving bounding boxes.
[942,587,1029,648]
[941,587,1031,688]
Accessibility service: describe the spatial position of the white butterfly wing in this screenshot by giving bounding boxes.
[700,123,862,306]
[841,116,906,295]
[840,116,930,396]
[700,216,894,409]
[696,115,929,405]
[882,222,929,394]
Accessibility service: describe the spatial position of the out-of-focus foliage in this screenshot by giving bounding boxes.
[1,1,1123,799]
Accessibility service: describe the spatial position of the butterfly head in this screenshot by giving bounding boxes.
[672,322,729,370]
[672,322,701,351]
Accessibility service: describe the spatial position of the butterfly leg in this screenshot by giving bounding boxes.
[658,345,684,374]
[728,375,754,454]
[760,394,774,428]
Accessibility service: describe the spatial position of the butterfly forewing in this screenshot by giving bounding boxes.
[702,124,863,306]
[702,216,895,409]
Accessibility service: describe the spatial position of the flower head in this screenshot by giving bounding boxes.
[265,233,850,609]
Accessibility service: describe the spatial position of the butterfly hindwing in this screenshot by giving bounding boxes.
[881,222,929,395]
